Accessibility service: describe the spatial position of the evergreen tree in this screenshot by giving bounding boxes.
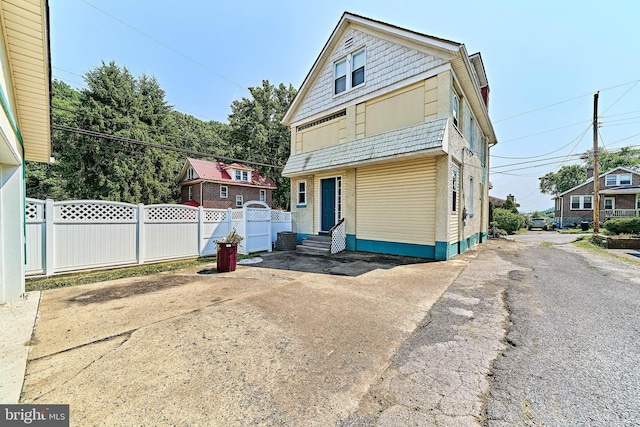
[228,80,297,209]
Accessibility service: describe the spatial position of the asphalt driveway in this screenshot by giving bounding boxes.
[22,251,470,426]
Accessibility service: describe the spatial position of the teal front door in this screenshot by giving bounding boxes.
[321,178,336,232]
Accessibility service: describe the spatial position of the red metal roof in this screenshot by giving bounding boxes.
[183,158,277,188]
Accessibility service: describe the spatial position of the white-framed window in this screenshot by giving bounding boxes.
[469,177,474,215]
[186,166,196,180]
[337,176,343,220]
[452,92,460,128]
[236,195,243,207]
[637,194,640,209]
[604,197,615,210]
[334,48,365,95]
[570,195,593,210]
[220,186,228,198]
[451,162,460,212]
[188,186,192,201]
[242,171,249,181]
[235,170,241,180]
[468,116,475,152]
[606,173,632,186]
[297,180,307,206]
[260,189,266,202]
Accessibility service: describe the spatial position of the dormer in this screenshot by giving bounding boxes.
[225,163,253,182]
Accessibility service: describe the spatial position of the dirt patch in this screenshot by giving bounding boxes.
[251,251,433,277]
[68,275,194,305]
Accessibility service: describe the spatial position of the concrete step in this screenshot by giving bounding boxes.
[305,235,331,244]
[296,244,330,255]
[300,239,331,249]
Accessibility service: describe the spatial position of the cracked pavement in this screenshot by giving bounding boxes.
[341,240,523,426]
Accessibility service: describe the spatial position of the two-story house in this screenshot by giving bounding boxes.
[282,12,497,260]
[178,158,276,208]
[554,166,640,228]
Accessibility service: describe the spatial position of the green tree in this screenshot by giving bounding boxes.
[582,146,640,172]
[26,80,80,200]
[227,80,297,209]
[539,165,586,195]
[57,61,181,204]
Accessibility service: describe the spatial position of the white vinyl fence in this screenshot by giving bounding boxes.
[25,198,291,276]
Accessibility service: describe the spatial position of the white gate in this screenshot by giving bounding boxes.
[243,201,272,254]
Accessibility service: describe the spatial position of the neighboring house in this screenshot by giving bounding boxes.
[178,158,276,208]
[0,0,51,303]
[489,194,519,209]
[282,12,497,260]
[554,167,640,228]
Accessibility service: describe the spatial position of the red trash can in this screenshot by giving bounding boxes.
[216,243,238,272]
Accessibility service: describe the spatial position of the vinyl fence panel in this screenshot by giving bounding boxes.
[24,199,291,276]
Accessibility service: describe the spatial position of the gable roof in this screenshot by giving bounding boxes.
[282,11,497,145]
[179,158,276,188]
[555,166,640,197]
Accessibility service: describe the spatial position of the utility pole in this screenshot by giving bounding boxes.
[593,92,600,233]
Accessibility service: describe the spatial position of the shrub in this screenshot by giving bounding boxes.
[603,217,640,235]
[493,208,526,234]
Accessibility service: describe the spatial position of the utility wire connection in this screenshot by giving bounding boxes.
[52,124,284,169]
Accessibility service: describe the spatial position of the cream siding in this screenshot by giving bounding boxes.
[365,81,425,137]
[298,117,344,152]
[356,158,436,245]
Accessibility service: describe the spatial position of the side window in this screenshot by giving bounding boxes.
[451,163,459,212]
[469,177,474,215]
[334,59,347,94]
[583,196,593,209]
[297,181,307,206]
[260,189,266,202]
[571,196,580,209]
[351,49,365,87]
[220,186,228,198]
[236,195,243,207]
[452,93,460,128]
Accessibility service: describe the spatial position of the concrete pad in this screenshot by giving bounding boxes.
[21,254,468,425]
[0,291,40,403]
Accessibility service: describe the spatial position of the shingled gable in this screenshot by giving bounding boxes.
[554,166,640,198]
[178,158,276,188]
[282,11,496,145]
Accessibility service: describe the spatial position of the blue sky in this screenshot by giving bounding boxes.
[50,0,640,212]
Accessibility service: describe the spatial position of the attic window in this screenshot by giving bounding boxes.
[334,48,366,95]
[186,167,196,180]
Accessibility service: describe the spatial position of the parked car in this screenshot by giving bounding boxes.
[529,218,548,231]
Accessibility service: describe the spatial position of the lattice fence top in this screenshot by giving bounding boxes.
[271,211,292,222]
[205,210,227,222]
[145,205,197,222]
[56,202,136,221]
[247,208,270,221]
[331,220,347,254]
[26,200,44,221]
[231,210,244,220]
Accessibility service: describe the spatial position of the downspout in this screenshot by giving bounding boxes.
[560,196,563,229]
[0,85,27,263]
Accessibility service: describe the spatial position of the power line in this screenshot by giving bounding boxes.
[80,0,248,91]
[601,80,640,115]
[494,79,640,123]
[53,124,284,169]
[496,119,592,146]
[491,152,584,170]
